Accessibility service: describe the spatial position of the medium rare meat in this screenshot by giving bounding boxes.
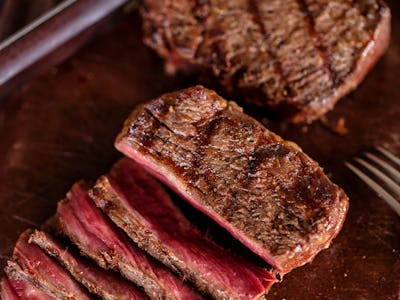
[1,278,18,300]
[29,230,148,300]
[91,158,277,300]
[141,0,390,122]
[4,230,92,300]
[1,278,56,300]
[115,86,349,274]
[55,181,202,300]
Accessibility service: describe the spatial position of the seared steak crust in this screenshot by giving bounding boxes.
[116,86,349,274]
[141,0,390,122]
[29,230,148,300]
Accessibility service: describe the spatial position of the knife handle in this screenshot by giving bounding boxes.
[0,0,130,99]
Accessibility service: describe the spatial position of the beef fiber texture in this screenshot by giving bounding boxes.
[141,0,390,122]
[4,230,92,300]
[115,85,349,275]
[29,230,148,300]
[1,277,57,300]
[90,158,276,300]
[55,182,201,300]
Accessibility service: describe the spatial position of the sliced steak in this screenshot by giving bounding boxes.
[1,278,18,300]
[91,157,277,300]
[4,230,92,300]
[29,230,148,300]
[141,0,390,122]
[115,86,349,274]
[55,181,202,300]
[1,277,56,300]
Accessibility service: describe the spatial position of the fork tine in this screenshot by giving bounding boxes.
[364,152,400,180]
[377,146,400,167]
[345,162,400,216]
[355,157,400,195]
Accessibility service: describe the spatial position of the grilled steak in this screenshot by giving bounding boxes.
[115,86,349,274]
[91,158,277,300]
[1,277,56,300]
[55,181,202,300]
[29,230,148,300]
[141,0,390,122]
[4,230,92,300]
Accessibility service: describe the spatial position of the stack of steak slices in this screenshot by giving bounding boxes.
[90,158,275,299]
[141,0,391,123]
[55,181,203,300]
[2,86,349,299]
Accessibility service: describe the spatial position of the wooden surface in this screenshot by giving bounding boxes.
[0,2,399,299]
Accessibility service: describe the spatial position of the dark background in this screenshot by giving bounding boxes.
[0,1,398,299]
[0,0,63,40]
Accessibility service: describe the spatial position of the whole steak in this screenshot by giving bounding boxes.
[141,0,390,122]
[115,85,349,274]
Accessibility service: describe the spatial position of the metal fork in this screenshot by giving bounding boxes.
[345,146,400,216]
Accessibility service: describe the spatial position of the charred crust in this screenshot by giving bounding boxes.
[117,86,349,274]
[141,0,390,122]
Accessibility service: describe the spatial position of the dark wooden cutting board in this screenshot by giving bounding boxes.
[0,2,399,299]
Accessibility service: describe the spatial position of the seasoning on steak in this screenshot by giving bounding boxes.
[91,157,277,300]
[1,277,56,300]
[4,230,92,300]
[55,181,202,300]
[141,0,391,122]
[29,230,148,300]
[115,85,349,274]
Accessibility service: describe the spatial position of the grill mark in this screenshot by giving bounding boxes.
[142,100,335,247]
[190,114,235,194]
[144,120,201,175]
[142,108,222,187]
[130,111,232,195]
[127,111,161,150]
[167,112,258,200]
[134,107,281,203]
[242,132,280,202]
[192,115,278,197]
[192,111,224,167]
[130,114,266,218]
[247,0,294,98]
[144,107,176,136]
[245,130,264,183]
[296,0,341,86]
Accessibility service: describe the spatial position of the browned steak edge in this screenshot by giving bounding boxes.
[115,85,350,274]
[289,2,391,123]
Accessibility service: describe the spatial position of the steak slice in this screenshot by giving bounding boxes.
[1,277,56,300]
[141,0,390,122]
[55,181,202,300]
[91,158,277,300]
[1,278,18,300]
[115,86,349,274]
[4,230,92,300]
[29,230,148,300]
